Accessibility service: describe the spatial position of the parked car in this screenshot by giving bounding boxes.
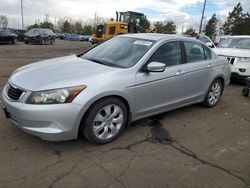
[213,35,250,82]
[214,35,229,46]
[57,33,65,39]
[0,34,231,144]
[24,28,55,45]
[10,29,27,41]
[196,35,216,48]
[65,34,81,41]
[0,29,18,44]
[80,35,91,42]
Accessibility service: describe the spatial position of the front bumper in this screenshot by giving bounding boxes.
[231,72,249,82]
[24,37,42,44]
[1,85,85,141]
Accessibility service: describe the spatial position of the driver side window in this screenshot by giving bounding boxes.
[148,41,182,67]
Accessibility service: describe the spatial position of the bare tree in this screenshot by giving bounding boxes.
[0,15,8,28]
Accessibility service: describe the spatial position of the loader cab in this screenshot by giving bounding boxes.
[117,11,145,33]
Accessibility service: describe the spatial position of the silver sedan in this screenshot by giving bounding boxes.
[1,34,231,144]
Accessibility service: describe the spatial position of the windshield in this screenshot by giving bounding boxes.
[26,29,40,35]
[81,37,154,68]
[218,38,250,49]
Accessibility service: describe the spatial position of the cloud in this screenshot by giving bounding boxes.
[0,0,249,33]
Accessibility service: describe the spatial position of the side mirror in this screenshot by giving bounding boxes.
[146,62,166,72]
[206,42,214,48]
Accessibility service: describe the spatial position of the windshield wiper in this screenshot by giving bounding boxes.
[84,58,107,65]
[83,57,125,68]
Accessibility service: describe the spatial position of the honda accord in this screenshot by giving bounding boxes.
[1,34,231,144]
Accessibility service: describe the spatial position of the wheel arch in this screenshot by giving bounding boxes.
[214,75,225,95]
[77,94,132,138]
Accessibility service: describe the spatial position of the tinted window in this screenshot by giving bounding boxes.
[184,41,205,62]
[204,46,211,60]
[148,41,182,67]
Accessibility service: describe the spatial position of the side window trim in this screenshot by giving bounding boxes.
[180,41,187,64]
[202,45,212,60]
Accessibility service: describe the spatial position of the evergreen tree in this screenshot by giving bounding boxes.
[223,3,244,35]
[204,14,218,40]
[154,20,176,34]
[184,27,197,37]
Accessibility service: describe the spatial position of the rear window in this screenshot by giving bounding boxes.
[184,41,206,62]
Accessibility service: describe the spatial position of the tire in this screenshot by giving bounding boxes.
[82,97,128,144]
[41,39,45,45]
[25,41,28,44]
[50,39,54,45]
[203,79,223,107]
[242,88,249,97]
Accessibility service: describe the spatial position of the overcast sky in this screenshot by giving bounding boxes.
[1,0,250,32]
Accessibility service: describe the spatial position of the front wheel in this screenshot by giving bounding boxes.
[82,97,128,144]
[242,88,249,97]
[203,79,223,107]
[41,39,45,45]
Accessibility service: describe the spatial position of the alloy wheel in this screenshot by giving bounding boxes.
[208,82,221,106]
[93,104,124,140]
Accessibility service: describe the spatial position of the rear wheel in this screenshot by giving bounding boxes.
[242,88,249,97]
[82,97,128,144]
[203,79,223,107]
[12,39,17,44]
[41,39,45,45]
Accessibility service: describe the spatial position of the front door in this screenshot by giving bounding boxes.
[134,41,186,117]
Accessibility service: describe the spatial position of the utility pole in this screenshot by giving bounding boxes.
[199,0,206,34]
[94,11,97,28]
[21,0,24,29]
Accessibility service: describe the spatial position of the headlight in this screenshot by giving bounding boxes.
[238,57,250,63]
[27,85,86,104]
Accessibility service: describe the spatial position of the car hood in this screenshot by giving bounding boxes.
[10,55,120,91]
[213,48,250,58]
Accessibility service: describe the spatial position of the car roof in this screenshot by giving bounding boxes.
[119,33,192,42]
[227,35,250,39]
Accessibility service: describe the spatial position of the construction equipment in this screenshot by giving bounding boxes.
[91,11,150,43]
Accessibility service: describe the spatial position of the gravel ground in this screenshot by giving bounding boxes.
[0,40,249,188]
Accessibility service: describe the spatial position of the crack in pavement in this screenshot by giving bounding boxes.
[170,142,250,187]
[97,162,128,188]
[147,117,250,187]
[48,164,79,188]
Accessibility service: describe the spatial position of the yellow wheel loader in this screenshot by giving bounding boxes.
[91,11,150,43]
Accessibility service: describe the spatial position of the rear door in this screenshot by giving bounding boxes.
[134,41,186,117]
[181,41,213,101]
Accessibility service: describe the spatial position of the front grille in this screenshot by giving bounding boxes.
[7,84,24,101]
[227,57,235,65]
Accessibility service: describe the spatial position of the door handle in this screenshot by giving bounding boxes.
[176,70,184,75]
